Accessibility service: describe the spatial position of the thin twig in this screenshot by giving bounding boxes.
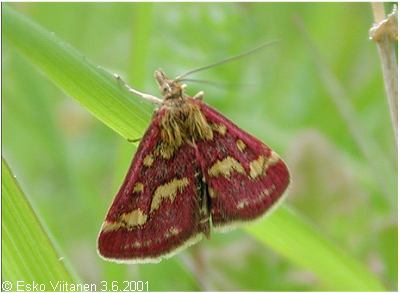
[369,3,398,143]
[187,245,212,290]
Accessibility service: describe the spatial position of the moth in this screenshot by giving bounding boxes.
[98,48,290,264]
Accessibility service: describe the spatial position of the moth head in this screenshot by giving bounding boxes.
[155,69,185,100]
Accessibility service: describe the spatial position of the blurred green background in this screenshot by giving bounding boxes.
[2,2,397,291]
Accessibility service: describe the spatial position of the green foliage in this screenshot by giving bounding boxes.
[3,5,151,141]
[2,158,77,288]
[246,207,384,290]
[3,3,396,291]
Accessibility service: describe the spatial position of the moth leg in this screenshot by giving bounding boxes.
[127,137,141,143]
[193,91,204,100]
[113,73,163,104]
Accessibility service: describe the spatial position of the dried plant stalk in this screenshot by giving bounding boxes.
[370,3,398,142]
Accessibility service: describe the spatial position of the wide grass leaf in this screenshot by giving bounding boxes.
[245,206,385,290]
[2,158,77,288]
[3,4,152,142]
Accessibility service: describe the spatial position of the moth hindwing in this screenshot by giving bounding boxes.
[98,70,290,263]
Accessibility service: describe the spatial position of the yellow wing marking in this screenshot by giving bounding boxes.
[143,155,154,167]
[101,209,148,232]
[211,123,227,135]
[208,157,245,178]
[249,151,280,179]
[236,184,276,209]
[133,183,144,193]
[236,139,246,152]
[151,178,190,212]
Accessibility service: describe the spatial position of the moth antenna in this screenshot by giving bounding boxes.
[179,78,255,89]
[175,39,280,81]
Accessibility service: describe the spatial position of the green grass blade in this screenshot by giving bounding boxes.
[2,158,77,287]
[3,5,386,291]
[3,4,152,141]
[245,206,385,291]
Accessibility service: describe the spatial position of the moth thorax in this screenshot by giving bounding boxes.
[159,103,213,158]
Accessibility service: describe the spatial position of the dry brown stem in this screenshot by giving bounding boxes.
[370,3,398,143]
